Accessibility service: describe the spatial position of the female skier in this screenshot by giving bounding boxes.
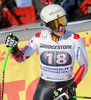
[5,4,88,100]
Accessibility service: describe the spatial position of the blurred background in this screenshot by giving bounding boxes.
[0,0,90,29]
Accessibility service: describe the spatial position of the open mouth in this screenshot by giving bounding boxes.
[58,30,63,32]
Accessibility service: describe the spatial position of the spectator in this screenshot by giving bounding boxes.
[80,0,91,14]
[56,0,91,21]
[0,0,17,28]
[4,0,17,10]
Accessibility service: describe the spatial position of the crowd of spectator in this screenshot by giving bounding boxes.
[33,0,91,21]
[0,0,91,29]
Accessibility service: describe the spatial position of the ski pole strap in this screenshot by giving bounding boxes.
[72,96,91,99]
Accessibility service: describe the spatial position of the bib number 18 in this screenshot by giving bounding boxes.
[40,51,72,66]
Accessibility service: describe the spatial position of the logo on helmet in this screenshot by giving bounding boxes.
[57,14,60,18]
[49,9,62,16]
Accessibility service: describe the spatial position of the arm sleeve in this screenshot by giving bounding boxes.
[74,34,88,80]
[11,35,39,62]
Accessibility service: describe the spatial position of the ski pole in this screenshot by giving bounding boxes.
[2,35,16,100]
[54,91,91,100]
[2,47,12,100]
[72,96,91,99]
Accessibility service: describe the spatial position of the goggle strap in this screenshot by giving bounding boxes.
[41,20,47,26]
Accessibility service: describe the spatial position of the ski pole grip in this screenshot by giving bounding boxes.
[12,35,16,40]
[10,33,16,40]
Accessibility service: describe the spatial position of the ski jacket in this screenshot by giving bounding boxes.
[12,30,88,82]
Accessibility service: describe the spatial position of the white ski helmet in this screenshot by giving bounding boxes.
[40,4,67,30]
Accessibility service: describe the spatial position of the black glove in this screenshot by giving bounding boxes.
[69,80,77,89]
[66,78,77,89]
[5,33,19,48]
[67,87,76,100]
[53,88,70,100]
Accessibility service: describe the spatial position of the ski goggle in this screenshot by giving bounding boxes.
[46,16,67,30]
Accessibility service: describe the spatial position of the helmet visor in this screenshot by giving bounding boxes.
[47,16,67,30]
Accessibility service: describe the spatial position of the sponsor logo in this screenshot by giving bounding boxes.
[40,44,72,49]
[42,66,72,74]
[49,9,62,16]
[21,45,29,52]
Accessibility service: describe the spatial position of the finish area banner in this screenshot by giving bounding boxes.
[0,31,91,100]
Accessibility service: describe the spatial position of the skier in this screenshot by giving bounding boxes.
[5,4,88,100]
